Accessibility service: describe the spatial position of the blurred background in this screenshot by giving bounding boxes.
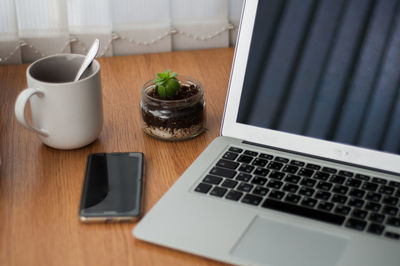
[0,0,244,65]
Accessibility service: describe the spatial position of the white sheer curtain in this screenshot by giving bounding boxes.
[0,0,243,65]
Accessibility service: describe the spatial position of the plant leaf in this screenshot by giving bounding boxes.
[154,78,165,86]
[157,84,166,98]
[165,79,180,97]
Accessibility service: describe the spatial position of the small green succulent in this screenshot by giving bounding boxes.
[153,70,181,99]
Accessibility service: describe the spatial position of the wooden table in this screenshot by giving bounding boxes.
[0,48,234,266]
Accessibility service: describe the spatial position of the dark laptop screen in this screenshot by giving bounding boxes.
[237,0,400,155]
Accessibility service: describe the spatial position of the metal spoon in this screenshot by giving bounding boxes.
[74,39,100,81]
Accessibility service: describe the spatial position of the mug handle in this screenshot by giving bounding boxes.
[15,88,49,136]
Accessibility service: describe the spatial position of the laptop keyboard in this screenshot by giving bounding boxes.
[194,146,400,241]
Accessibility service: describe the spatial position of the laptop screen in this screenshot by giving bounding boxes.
[236,0,400,155]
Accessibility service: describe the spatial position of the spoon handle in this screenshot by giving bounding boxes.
[74,39,100,82]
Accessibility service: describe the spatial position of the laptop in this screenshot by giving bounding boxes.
[134,0,400,265]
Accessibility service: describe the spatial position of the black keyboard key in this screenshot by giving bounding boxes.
[372,177,387,185]
[237,183,254,193]
[195,183,212,194]
[365,192,381,202]
[283,183,299,193]
[253,167,270,177]
[365,202,381,212]
[225,190,243,201]
[348,198,364,208]
[330,175,346,184]
[355,174,370,181]
[210,187,228,197]
[306,163,321,170]
[332,185,349,195]
[238,164,255,173]
[244,150,258,157]
[383,196,398,206]
[314,171,329,181]
[352,209,368,220]
[251,176,268,186]
[267,180,283,190]
[362,182,378,192]
[259,153,273,160]
[252,158,268,167]
[315,191,331,201]
[216,159,239,170]
[291,160,305,167]
[383,206,398,216]
[236,172,252,182]
[318,201,334,212]
[299,187,315,197]
[334,205,351,216]
[298,168,314,177]
[285,194,301,204]
[210,167,236,178]
[253,186,269,196]
[237,155,253,164]
[285,174,301,184]
[367,223,384,235]
[388,180,400,188]
[322,167,337,174]
[269,171,285,180]
[379,185,395,195]
[339,170,353,177]
[316,181,333,191]
[332,194,348,205]
[384,232,400,240]
[275,156,289,163]
[221,179,238,189]
[345,178,362,188]
[203,175,223,185]
[261,199,345,225]
[301,197,318,208]
[267,161,283,170]
[349,188,365,199]
[345,218,367,231]
[369,213,385,223]
[228,147,243,153]
[268,190,285,200]
[386,217,400,227]
[241,194,262,206]
[300,178,317,188]
[282,165,299,174]
[222,151,239,161]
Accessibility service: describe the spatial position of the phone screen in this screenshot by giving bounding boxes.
[79,153,144,222]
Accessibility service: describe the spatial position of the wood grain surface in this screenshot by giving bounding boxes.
[0,48,234,266]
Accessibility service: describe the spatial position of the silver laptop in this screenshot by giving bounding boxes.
[134,0,400,265]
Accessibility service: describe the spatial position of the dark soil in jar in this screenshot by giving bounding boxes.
[142,84,205,130]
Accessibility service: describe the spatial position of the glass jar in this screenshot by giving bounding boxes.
[140,75,206,141]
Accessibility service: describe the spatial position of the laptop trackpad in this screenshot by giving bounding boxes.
[231,216,348,266]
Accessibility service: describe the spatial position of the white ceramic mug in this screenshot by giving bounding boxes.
[15,54,103,149]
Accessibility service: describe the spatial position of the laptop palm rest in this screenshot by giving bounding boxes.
[231,216,348,266]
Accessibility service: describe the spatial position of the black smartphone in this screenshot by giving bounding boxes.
[79,152,144,223]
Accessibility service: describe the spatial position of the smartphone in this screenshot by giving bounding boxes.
[79,152,144,223]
